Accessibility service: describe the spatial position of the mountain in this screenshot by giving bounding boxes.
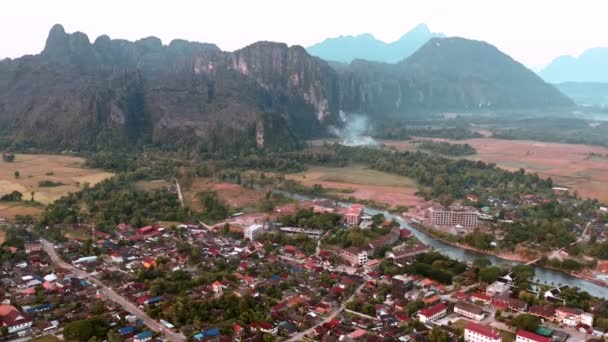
[555,82,608,107]
[0,25,573,152]
[306,24,444,63]
[337,37,573,116]
[540,48,608,83]
[0,25,340,152]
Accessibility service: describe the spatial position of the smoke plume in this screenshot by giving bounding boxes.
[329,111,378,146]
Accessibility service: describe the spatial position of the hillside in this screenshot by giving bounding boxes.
[555,82,608,107]
[540,47,608,83]
[0,26,573,152]
[307,23,443,63]
[337,37,574,116]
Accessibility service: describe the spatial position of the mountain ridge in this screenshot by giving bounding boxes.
[307,23,444,64]
[540,47,608,83]
[0,25,573,152]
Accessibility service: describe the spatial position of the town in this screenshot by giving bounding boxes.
[1,193,608,342]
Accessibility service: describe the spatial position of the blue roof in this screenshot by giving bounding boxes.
[26,303,53,313]
[136,330,154,339]
[146,296,163,304]
[118,326,136,335]
[203,327,220,337]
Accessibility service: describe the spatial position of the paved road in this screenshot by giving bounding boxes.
[41,239,185,342]
[174,178,185,208]
[287,282,366,342]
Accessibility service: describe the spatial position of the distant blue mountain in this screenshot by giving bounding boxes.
[306,23,444,63]
[540,47,608,83]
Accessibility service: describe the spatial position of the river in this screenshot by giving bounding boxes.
[279,191,608,298]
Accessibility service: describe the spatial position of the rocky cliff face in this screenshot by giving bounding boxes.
[0,26,573,152]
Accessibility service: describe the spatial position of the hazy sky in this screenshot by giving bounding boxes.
[1,0,607,69]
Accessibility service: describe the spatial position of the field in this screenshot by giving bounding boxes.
[0,154,113,218]
[381,138,608,202]
[185,178,266,213]
[286,164,424,207]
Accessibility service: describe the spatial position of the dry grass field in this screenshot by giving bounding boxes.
[382,138,608,202]
[185,178,266,212]
[0,154,113,218]
[286,164,424,207]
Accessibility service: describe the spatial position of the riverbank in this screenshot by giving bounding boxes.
[408,219,608,289]
[408,221,535,264]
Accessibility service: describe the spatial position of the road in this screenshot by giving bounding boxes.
[41,239,185,342]
[287,282,366,342]
[174,178,185,208]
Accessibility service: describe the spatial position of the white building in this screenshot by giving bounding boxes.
[0,305,32,334]
[244,224,266,241]
[455,301,485,321]
[417,303,447,323]
[465,322,502,342]
[486,281,511,297]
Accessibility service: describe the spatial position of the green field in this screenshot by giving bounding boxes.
[288,164,418,188]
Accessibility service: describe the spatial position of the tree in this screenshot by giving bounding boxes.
[0,326,8,336]
[14,171,19,179]
[473,257,492,268]
[427,326,449,342]
[478,267,502,283]
[511,314,540,332]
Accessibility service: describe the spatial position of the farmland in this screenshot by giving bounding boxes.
[0,154,113,218]
[285,164,424,208]
[381,137,608,202]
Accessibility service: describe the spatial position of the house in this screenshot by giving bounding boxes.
[399,228,412,240]
[211,281,223,294]
[492,296,528,312]
[471,292,492,306]
[24,243,41,254]
[529,305,555,321]
[454,301,485,321]
[134,330,154,342]
[417,303,447,323]
[142,257,156,269]
[464,322,501,342]
[555,307,593,327]
[515,330,551,342]
[250,321,277,334]
[344,204,364,226]
[486,281,510,297]
[0,305,32,334]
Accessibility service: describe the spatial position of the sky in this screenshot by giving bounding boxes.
[1,0,607,70]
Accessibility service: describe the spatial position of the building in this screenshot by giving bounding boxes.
[555,307,593,327]
[492,296,528,312]
[464,322,501,342]
[211,281,223,294]
[367,228,400,255]
[24,243,41,254]
[389,244,428,262]
[455,301,485,321]
[340,247,368,266]
[427,205,478,229]
[529,305,556,322]
[344,204,364,226]
[471,292,493,306]
[244,224,266,241]
[0,305,32,334]
[391,275,414,298]
[486,281,511,297]
[515,330,551,342]
[417,303,447,323]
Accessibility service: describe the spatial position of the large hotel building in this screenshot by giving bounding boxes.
[427,205,478,229]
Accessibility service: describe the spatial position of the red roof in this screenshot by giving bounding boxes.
[418,303,447,318]
[345,204,364,216]
[516,330,551,342]
[466,322,500,339]
[472,292,492,302]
